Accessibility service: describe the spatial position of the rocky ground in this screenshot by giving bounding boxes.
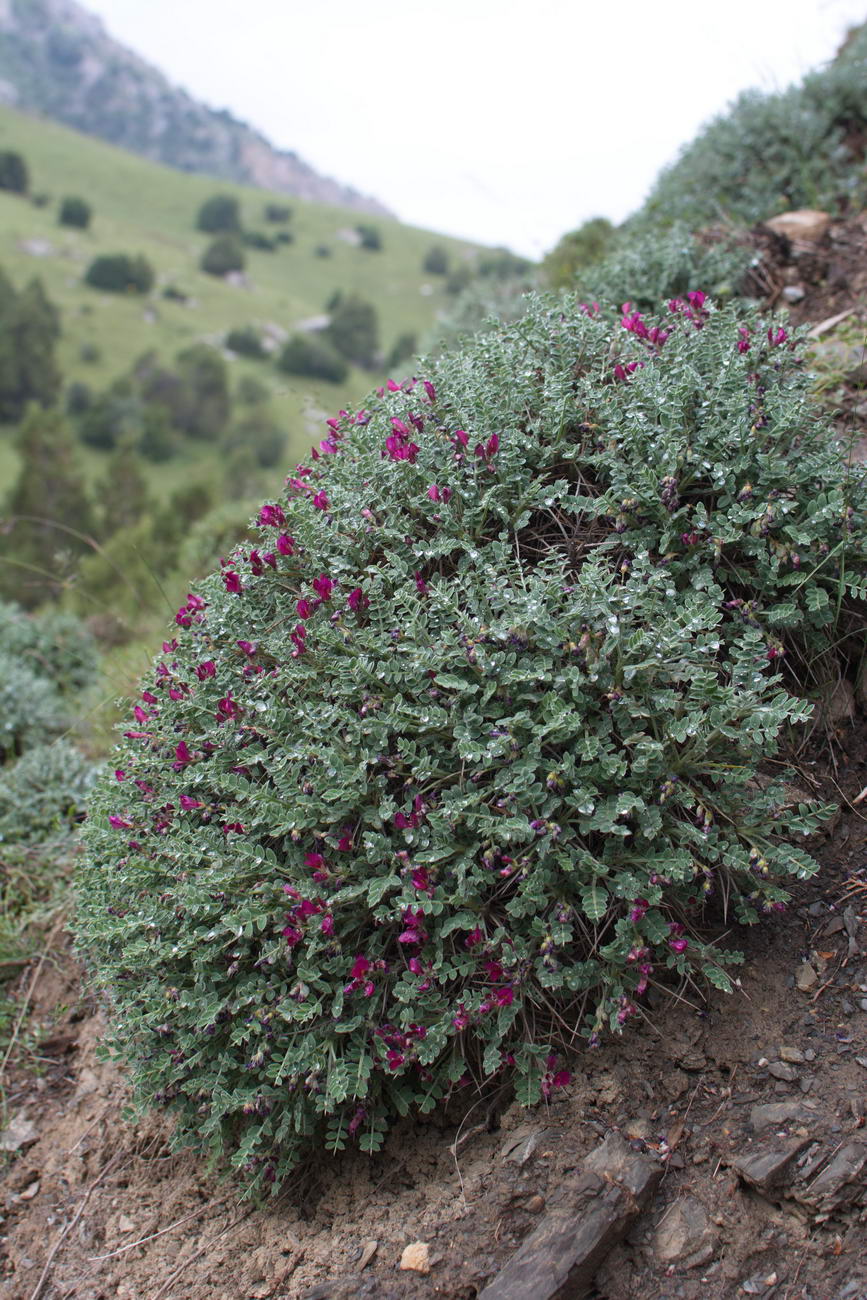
[0,212,865,1300]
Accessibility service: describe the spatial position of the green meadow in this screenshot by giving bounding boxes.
[0,103,481,489]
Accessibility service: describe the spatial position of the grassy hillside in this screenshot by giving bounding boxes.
[0,103,481,485]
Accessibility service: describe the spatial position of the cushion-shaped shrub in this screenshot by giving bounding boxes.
[0,601,98,695]
[85,254,154,295]
[0,653,67,761]
[277,333,348,383]
[77,292,865,1193]
[59,196,92,229]
[200,236,245,278]
[0,741,97,843]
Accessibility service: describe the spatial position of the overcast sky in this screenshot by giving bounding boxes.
[83,0,867,257]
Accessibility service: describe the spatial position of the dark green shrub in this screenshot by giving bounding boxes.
[264,203,292,223]
[162,285,188,303]
[274,231,294,246]
[85,254,154,294]
[66,381,92,416]
[78,292,865,1193]
[314,244,332,258]
[200,236,245,278]
[0,653,67,761]
[477,247,533,280]
[196,194,241,234]
[355,223,382,251]
[30,192,50,209]
[225,326,267,360]
[59,196,92,229]
[174,344,231,440]
[79,342,101,364]
[386,332,417,370]
[242,231,276,252]
[0,742,97,844]
[237,376,271,406]
[224,409,286,468]
[175,500,257,580]
[277,333,348,383]
[325,293,379,368]
[423,246,449,276]
[0,277,62,420]
[0,151,28,194]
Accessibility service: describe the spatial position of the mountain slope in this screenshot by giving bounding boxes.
[0,0,389,214]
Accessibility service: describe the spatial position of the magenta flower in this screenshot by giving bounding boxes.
[312,574,334,600]
[173,741,194,770]
[276,533,295,556]
[320,915,334,936]
[237,640,256,655]
[216,693,243,723]
[109,815,133,830]
[258,503,286,527]
[312,491,329,511]
[350,955,370,980]
[423,380,436,402]
[195,660,216,680]
[186,593,206,611]
[283,925,303,948]
[387,378,401,392]
[223,571,243,595]
[180,795,203,810]
[133,705,149,723]
[141,691,159,705]
[115,769,125,781]
[386,1050,405,1071]
[629,898,649,923]
[452,429,468,449]
[465,926,483,948]
[296,598,313,619]
[669,937,689,954]
[414,572,429,597]
[768,325,788,347]
[290,624,307,656]
[347,587,368,613]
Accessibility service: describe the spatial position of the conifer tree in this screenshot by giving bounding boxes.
[2,406,96,607]
[0,277,62,421]
[98,438,149,538]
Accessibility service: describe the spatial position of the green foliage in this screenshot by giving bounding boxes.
[224,407,286,469]
[241,230,276,252]
[277,333,348,384]
[0,149,28,194]
[175,500,257,580]
[196,194,241,234]
[77,292,865,1193]
[0,275,62,420]
[571,225,753,313]
[98,440,149,538]
[174,345,231,440]
[0,653,67,761]
[326,293,379,369]
[0,741,96,844]
[65,380,92,416]
[1,405,96,608]
[58,194,92,228]
[637,27,867,228]
[0,600,98,695]
[225,326,267,360]
[263,203,292,224]
[355,223,382,251]
[543,217,616,289]
[85,253,154,294]
[386,332,417,371]
[423,246,449,276]
[200,235,245,278]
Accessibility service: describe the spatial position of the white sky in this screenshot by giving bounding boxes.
[82,0,867,257]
